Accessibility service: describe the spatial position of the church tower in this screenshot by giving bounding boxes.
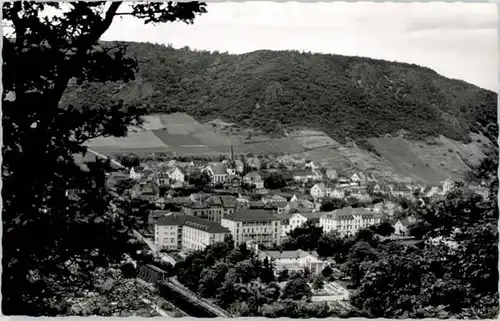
[229,140,235,162]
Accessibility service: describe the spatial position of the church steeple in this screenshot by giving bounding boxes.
[229,139,234,161]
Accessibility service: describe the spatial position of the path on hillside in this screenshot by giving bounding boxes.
[87,148,125,168]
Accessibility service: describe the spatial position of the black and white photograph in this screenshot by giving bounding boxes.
[2,0,498,318]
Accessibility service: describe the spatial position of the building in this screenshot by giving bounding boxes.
[372,201,402,217]
[391,184,413,198]
[204,163,229,184]
[246,157,262,170]
[168,166,185,184]
[153,170,170,186]
[182,195,237,222]
[304,161,318,170]
[279,212,324,237]
[319,207,382,237]
[261,194,287,204]
[257,249,329,275]
[154,213,230,252]
[130,166,145,180]
[243,171,265,189]
[325,169,338,180]
[132,182,160,202]
[290,194,315,209]
[310,183,344,199]
[221,209,282,248]
[234,160,245,173]
[292,169,322,183]
[393,216,417,236]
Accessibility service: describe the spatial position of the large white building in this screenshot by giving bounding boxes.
[154,213,230,252]
[221,209,282,248]
[279,212,325,237]
[257,249,329,275]
[319,207,382,237]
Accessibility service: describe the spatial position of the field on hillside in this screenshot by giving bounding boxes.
[84,113,490,184]
[86,113,329,156]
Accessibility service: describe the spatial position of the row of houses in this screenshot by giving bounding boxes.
[154,205,384,254]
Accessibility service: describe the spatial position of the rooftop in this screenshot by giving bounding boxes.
[323,207,378,220]
[223,208,280,222]
[155,213,229,233]
[260,249,321,260]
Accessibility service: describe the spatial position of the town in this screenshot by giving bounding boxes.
[4,0,497,318]
[80,142,492,317]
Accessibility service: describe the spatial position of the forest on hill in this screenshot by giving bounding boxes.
[63,41,498,144]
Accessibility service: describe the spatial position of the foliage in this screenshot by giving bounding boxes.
[281,277,313,301]
[2,2,206,315]
[282,221,324,251]
[317,231,354,263]
[63,42,498,145]
[187,169,211,187]
[277,269,290,282]
[263,172,287,189]
[349,155,499,318]
[344,241,381,287]
[312,275,325,290]
[368,221,395,237]
[320,198,348,211]
[118,154,141,168]
[260,300,337,318]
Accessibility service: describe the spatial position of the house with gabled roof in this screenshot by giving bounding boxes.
[319,207,382,237]
[393,216,417,236]
[261,194,287,204]
[243,171,264,189]
[168,166,185,184]
[132,182,160,202]
[391,183,413,198]
[204,162,229,184]
[130,166,145,180]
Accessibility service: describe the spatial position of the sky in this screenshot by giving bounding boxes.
[102,1,499,92]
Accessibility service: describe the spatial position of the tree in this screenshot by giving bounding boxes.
[317,231,353,263]
[260,257,276,283]
[284,221,324,251]
[351,158,499,318]
[198,261,230,298]
[277,269,290,282]
[187,170,211,187]
[320,198,348,211]
[263,172,287,189]
[2,2,207,315]
[119,154,140,168]
[312,275,325,291]
[281,277,313,301]
[368,222,395,237]
[344,241,380,287]
[321,265,334,279]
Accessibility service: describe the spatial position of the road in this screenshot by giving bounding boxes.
[133,230,229,317]
[132,229,177,266]
[87,148,125,169]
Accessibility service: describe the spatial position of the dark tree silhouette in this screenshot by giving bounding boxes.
[2,1,206,315]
